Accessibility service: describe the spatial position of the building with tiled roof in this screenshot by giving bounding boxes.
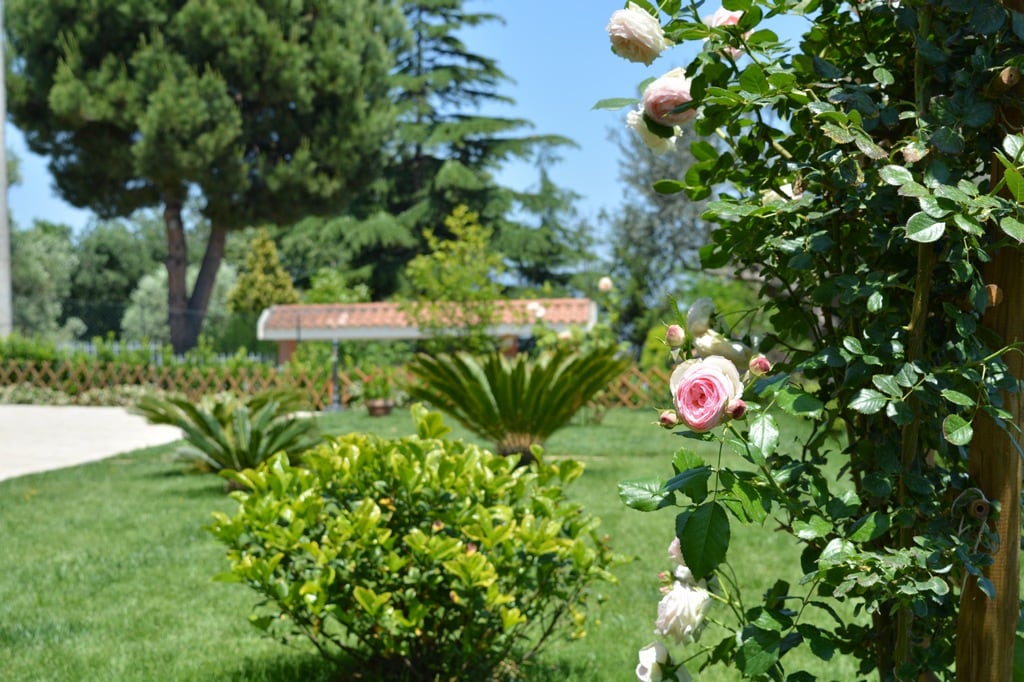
[257,298,597,362]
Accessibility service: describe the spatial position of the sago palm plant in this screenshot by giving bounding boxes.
[406,346,629,462]
[132,388,321,478]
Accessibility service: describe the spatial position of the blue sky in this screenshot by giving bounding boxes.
[5,2,718,235]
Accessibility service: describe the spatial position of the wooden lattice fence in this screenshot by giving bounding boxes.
[0,359,669,410]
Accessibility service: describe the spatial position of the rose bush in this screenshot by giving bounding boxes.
[605,1,1024,679]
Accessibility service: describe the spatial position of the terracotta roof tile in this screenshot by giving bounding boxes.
[257,298,596,341]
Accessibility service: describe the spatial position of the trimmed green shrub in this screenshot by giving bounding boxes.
[208,405,619,680]
[132,389,319,477]
[405,347,630,461]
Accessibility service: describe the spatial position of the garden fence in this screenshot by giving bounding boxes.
[0,359,672,411]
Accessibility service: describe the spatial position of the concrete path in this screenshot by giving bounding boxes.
[0,405,182,482]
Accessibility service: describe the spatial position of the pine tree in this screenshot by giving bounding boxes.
[7,0,404,353]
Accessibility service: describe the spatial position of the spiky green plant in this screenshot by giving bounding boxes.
[405,347,630,460]
[132,389,321,477]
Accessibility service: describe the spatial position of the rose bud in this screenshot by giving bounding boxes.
[748,354,772,376]
[727,399,747,420]
[665,324,686,348]
[659,410,680,429]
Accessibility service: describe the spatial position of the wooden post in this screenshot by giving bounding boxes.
[955,241,1023,681]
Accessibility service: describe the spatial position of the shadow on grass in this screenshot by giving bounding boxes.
[220,649,596,682]
[223,651,339,682]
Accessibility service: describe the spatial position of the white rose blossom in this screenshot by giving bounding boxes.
[655,579,713,645]
[636,641,693,682]
[691,328,752,369]
[627,107,678,154]
[607,2,673,66]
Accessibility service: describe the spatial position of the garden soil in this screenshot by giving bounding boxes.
[0,405,181,482]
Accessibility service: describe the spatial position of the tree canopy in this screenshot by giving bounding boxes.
[7,0,405,352]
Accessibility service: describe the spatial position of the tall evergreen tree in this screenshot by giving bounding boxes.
[350,0,577,296]
[497,149,597,291]
[7,0,405,353]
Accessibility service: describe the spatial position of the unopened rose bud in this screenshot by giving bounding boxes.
[748,354,772,376]
[727,399,747,420]
[598,276,614,293]
[659,410,680,429]
[665,324,685,348]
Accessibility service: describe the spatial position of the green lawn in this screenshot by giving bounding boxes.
[0,407,862,681]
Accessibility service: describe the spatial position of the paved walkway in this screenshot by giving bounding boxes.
[0,405,182,482]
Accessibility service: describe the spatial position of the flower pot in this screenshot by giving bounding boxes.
[366,398,394,417]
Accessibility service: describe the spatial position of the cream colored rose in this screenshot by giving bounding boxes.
[607,2,673,66]
[627,108,677,154]
[654,580,712,644]
[692,329,752,368]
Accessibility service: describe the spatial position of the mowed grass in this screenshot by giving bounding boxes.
[0,407,864,681]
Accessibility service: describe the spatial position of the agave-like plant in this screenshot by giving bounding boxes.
[406,346,629,461]
[132,388,321,477]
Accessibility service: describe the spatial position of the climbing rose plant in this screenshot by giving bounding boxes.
[604,0,1024,679]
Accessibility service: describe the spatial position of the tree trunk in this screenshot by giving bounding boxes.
[955,241,1023,682]
[186,222,227,347]
[164,195,190,355]
[164,194,227,355]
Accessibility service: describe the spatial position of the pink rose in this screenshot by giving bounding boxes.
[607,2,672,66]
[598,275,614,292]
[643,68,697,127]
[704,7,743,27]
[670,356,743,432]
[703,7,747,59]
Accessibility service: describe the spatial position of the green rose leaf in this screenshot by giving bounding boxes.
[653,179,686,194]
[930,126,965,154]
[1000,215,1024,243]
[747,412,780,460]
[618,478,673,511]
[793,514,832,540]
[941,389,975,407]
[942,414,974,446]
[879,164,913,186]
[775,385,825,418]
[737,625,783,677]
[664,465,712,503]
[905,211,946,243]
[591,97,637,111]
[848,511,891,542]
[676,502,730,578]
[850,388,888,414]
[673,448,706,472]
